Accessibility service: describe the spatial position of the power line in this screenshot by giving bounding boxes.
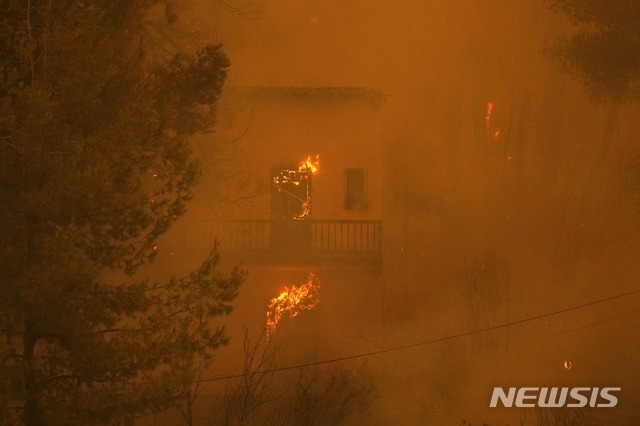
[437,307,640,352]
[232,309,379,350]
[199,287,640,383]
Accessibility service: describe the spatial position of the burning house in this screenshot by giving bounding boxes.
[155,85,391,352]
[177,86,389,268]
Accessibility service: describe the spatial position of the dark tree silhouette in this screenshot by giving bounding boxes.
[545,0,640,101]
[0,1,242,424]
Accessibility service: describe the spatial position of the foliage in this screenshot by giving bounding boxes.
[205,333,376,426]
[534,406,598,426]
[545,0,640,101]
[221,327,279,425]
[271,363,378,426]
[0,0,241,424]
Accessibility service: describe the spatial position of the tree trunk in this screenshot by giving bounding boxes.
[23,321,39,426]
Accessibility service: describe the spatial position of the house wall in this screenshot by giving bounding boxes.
[215,87,387,222]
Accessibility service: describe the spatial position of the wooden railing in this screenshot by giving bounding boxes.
[213,219,271,251]
[311,220,382,252]
[207,219,382,254]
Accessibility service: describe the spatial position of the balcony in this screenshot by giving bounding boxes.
[204,219,383,267]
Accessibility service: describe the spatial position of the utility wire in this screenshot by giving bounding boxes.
[199,287,640,383]
[432,307,640,353]
[232,309,379,350]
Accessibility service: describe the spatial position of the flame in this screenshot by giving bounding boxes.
[299,155,320,174]
[563,360,572,370]
[266,273,320,340]
[273,155,320,185]
[294,197,311,220]
[493,128,501,140]
[485,102,493,127]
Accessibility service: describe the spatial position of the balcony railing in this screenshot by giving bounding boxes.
[311,220,381,252]
[189,219,382,265]
[214,219,271,251]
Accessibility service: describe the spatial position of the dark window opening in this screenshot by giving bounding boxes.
[345,168,367,210]
[270,164,312,250]
[270,165,311,220]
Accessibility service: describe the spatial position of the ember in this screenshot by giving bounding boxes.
[485,102,493,126]
[294,197,311,220]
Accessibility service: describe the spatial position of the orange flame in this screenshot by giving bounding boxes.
[299,155,320,174]
[485,102,493,127]
[272,155,320,185]
[563,360,572,370]
[294,197,311,220]
[266,273,320,340]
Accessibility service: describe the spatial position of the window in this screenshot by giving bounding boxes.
[270,165,311,220]
[344,168,367,210]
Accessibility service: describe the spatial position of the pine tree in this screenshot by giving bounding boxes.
[0,1,241,424]
[546,0,640,101]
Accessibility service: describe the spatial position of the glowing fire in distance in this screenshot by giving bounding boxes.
[485,102,493,126]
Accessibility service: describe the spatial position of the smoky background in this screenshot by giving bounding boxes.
[141,1,640,424]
